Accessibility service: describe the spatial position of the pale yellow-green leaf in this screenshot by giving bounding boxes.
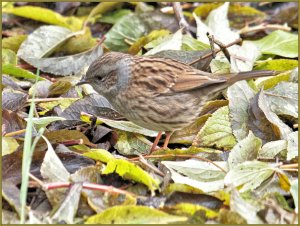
[255,71,291,90]
[194,106,236,150]
[2,49,17,65]
[290,179,298,213]
[38,98,78,115]
[25,117,66,130]
[2,137,19,156]
[128,29,170,55]
[2,35,27,53]
[3,6,83,31]
[104,13,148,52]
[2,64,44,81]
[114,130,152,155]
[228,131,262,170]
[102,159,160,193]
[224,161,275,192]
[82,149,114,163]
[286,131,298,161]
[182,35,209,51]
[248,30,298,58]
[162,160,227,192]
[87,116,158,137]
[254,59,298,71]
[170,203,218,219]
[145,29,183,56]
[258,140,287,159]
[85,205,187,224]
[228,81,256,141]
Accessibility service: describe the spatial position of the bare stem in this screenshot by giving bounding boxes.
[188,38,242,66]
[130,153,227,173]
[172,2,191,35]
[4,129,26,137]
[239,23,291,35]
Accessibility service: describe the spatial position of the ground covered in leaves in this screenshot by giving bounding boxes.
[2,2,298,224]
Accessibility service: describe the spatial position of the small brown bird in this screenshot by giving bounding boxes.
[79,52,276,152]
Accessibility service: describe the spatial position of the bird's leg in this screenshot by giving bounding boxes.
[150,131,163,153]
[163,132,173,149]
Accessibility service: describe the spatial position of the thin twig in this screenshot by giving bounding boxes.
[43,181,137,197]
[212,36,231,63]
[172,2,191,35]
[239,23,291,35]
[188,38,242,66]
[138,155,165,177]
[130,154,227,173]
[58,139,84,146]
[279,163,298,169]
[207,33,216,58]
[280,169,298,172]
[27,97,79,103]
[4,129,26,137]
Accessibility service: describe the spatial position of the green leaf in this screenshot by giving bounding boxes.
[82,149,114,163]
[248,90,293,142]
[194,3,265,29]
[17,25,103,76]
[287,131,298,161]
[205,3,240,45]
[38,98,78,115]
[230,190,263,224]
[162,160,227,193]
[86,116,158,137]
[254,59,298,71]
[228,81,256,141]
[170,114,211,145]
[102,159,160,193]
[2,49,17,65]
[3,6,83,31]
[255,71,292,90]
[114,131,152,155]
[228,131,262,169]
[98,9,131,24]
[17,25,75,58]
[248,30,298,58]
[2,35,28,53]
[48,81,72,97]
[258,140,287,159]
[2,137,19,156]
[290,179,298,213]
[194,106,236,150]
[51,183,82,224]
[264,82,298,118]
[2,64,44,81]
[182,35,209,51]
[224,161,275,192]
[128,29,170,55]
[55,28,97,55]
[170,203,218,219]
[104,13,148,52]
[25,116,66,130]
[85,205,187,224]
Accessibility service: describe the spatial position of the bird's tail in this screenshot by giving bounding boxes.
[225,70,280,84]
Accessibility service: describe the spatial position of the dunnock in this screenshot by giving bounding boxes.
[79,52,277,152]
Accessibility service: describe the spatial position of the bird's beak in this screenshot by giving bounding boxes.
[76,78,90,86]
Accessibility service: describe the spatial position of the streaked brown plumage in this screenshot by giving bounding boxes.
[79,52,277,151]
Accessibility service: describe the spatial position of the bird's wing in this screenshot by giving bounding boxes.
[132,56,226,94]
